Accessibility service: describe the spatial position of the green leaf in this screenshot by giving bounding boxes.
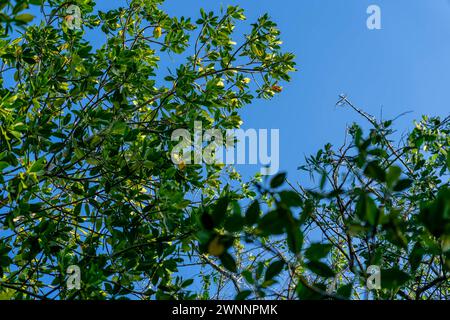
[409,242,424,273]
[242,270,254,284]
[265,260,284,281]
[200,211,214,230]
[386,166,401,188]
[212,197,229,226]
[235,290,251,300]
[381,268,410,290]
[286,223,303,254]
[258,210,285,235]
[296,281,326,300]
[364,161,386,182]
[15,14,34,23]
[111,121,127,135]
[279,191,302,207]
[181,279,194,288]
[447,152,450,171]
[261,279,277,288]
[270,172,286,188]
[393,179,413,192]
[305,243,332,261]
[219,252,237,273]
[337,283,353,299]
[245,200,260,225]
[419,187,450,238]
[29,158,45,173]
[0,287,15,300]
[356,193,379,226]
[305,261,335,278]
[224,214,244,233]
[0,161,9,171]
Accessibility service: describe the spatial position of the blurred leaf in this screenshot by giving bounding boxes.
[409,242,424,273]
[447,152,450,171]
[245,200,260,225]
[15,13,34,23]
[270,172,286,189]
[235,290,251,300]
[356,193,379,226]
[296,281,326,300]
[212,197,229,226]
[419,187,450,238]
[286,222,303,254]
[364,161,386,182]
[381,268,410,290]
[279,191,302,207]
[337,283,353,299]
[306,261,335,278]
[386,166,401,188]
[258,211,285,235]
[305,243,332,261]
[219,252,237,273]
[265,260,284,281]
[393,179,413,192]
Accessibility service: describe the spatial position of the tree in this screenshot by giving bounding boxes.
[206,98,449,300]
[1,0,449,301]
[0,0,294,299]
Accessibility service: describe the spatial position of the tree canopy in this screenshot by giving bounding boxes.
[0,0,449,300]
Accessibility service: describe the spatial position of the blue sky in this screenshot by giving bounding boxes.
[23,0,450,182]
[157,0,450,294]
[157,0,450,182]
[5,0,450,298]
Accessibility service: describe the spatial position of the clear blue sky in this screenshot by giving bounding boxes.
[156,0,450,182]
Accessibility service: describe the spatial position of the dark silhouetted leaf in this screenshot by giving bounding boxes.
[305,243,332,261]
[306,261,335,278]
[219,252,237,273]
[270,172,286,189]
[265,260,284,281]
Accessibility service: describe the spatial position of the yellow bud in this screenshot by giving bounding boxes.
[178,160,186,171]
[64,15,74,23]
[153,26,162,39]
[271,85,283,93]
[216,80,225,88]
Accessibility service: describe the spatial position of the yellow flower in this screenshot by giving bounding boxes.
[153,26,162,39]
